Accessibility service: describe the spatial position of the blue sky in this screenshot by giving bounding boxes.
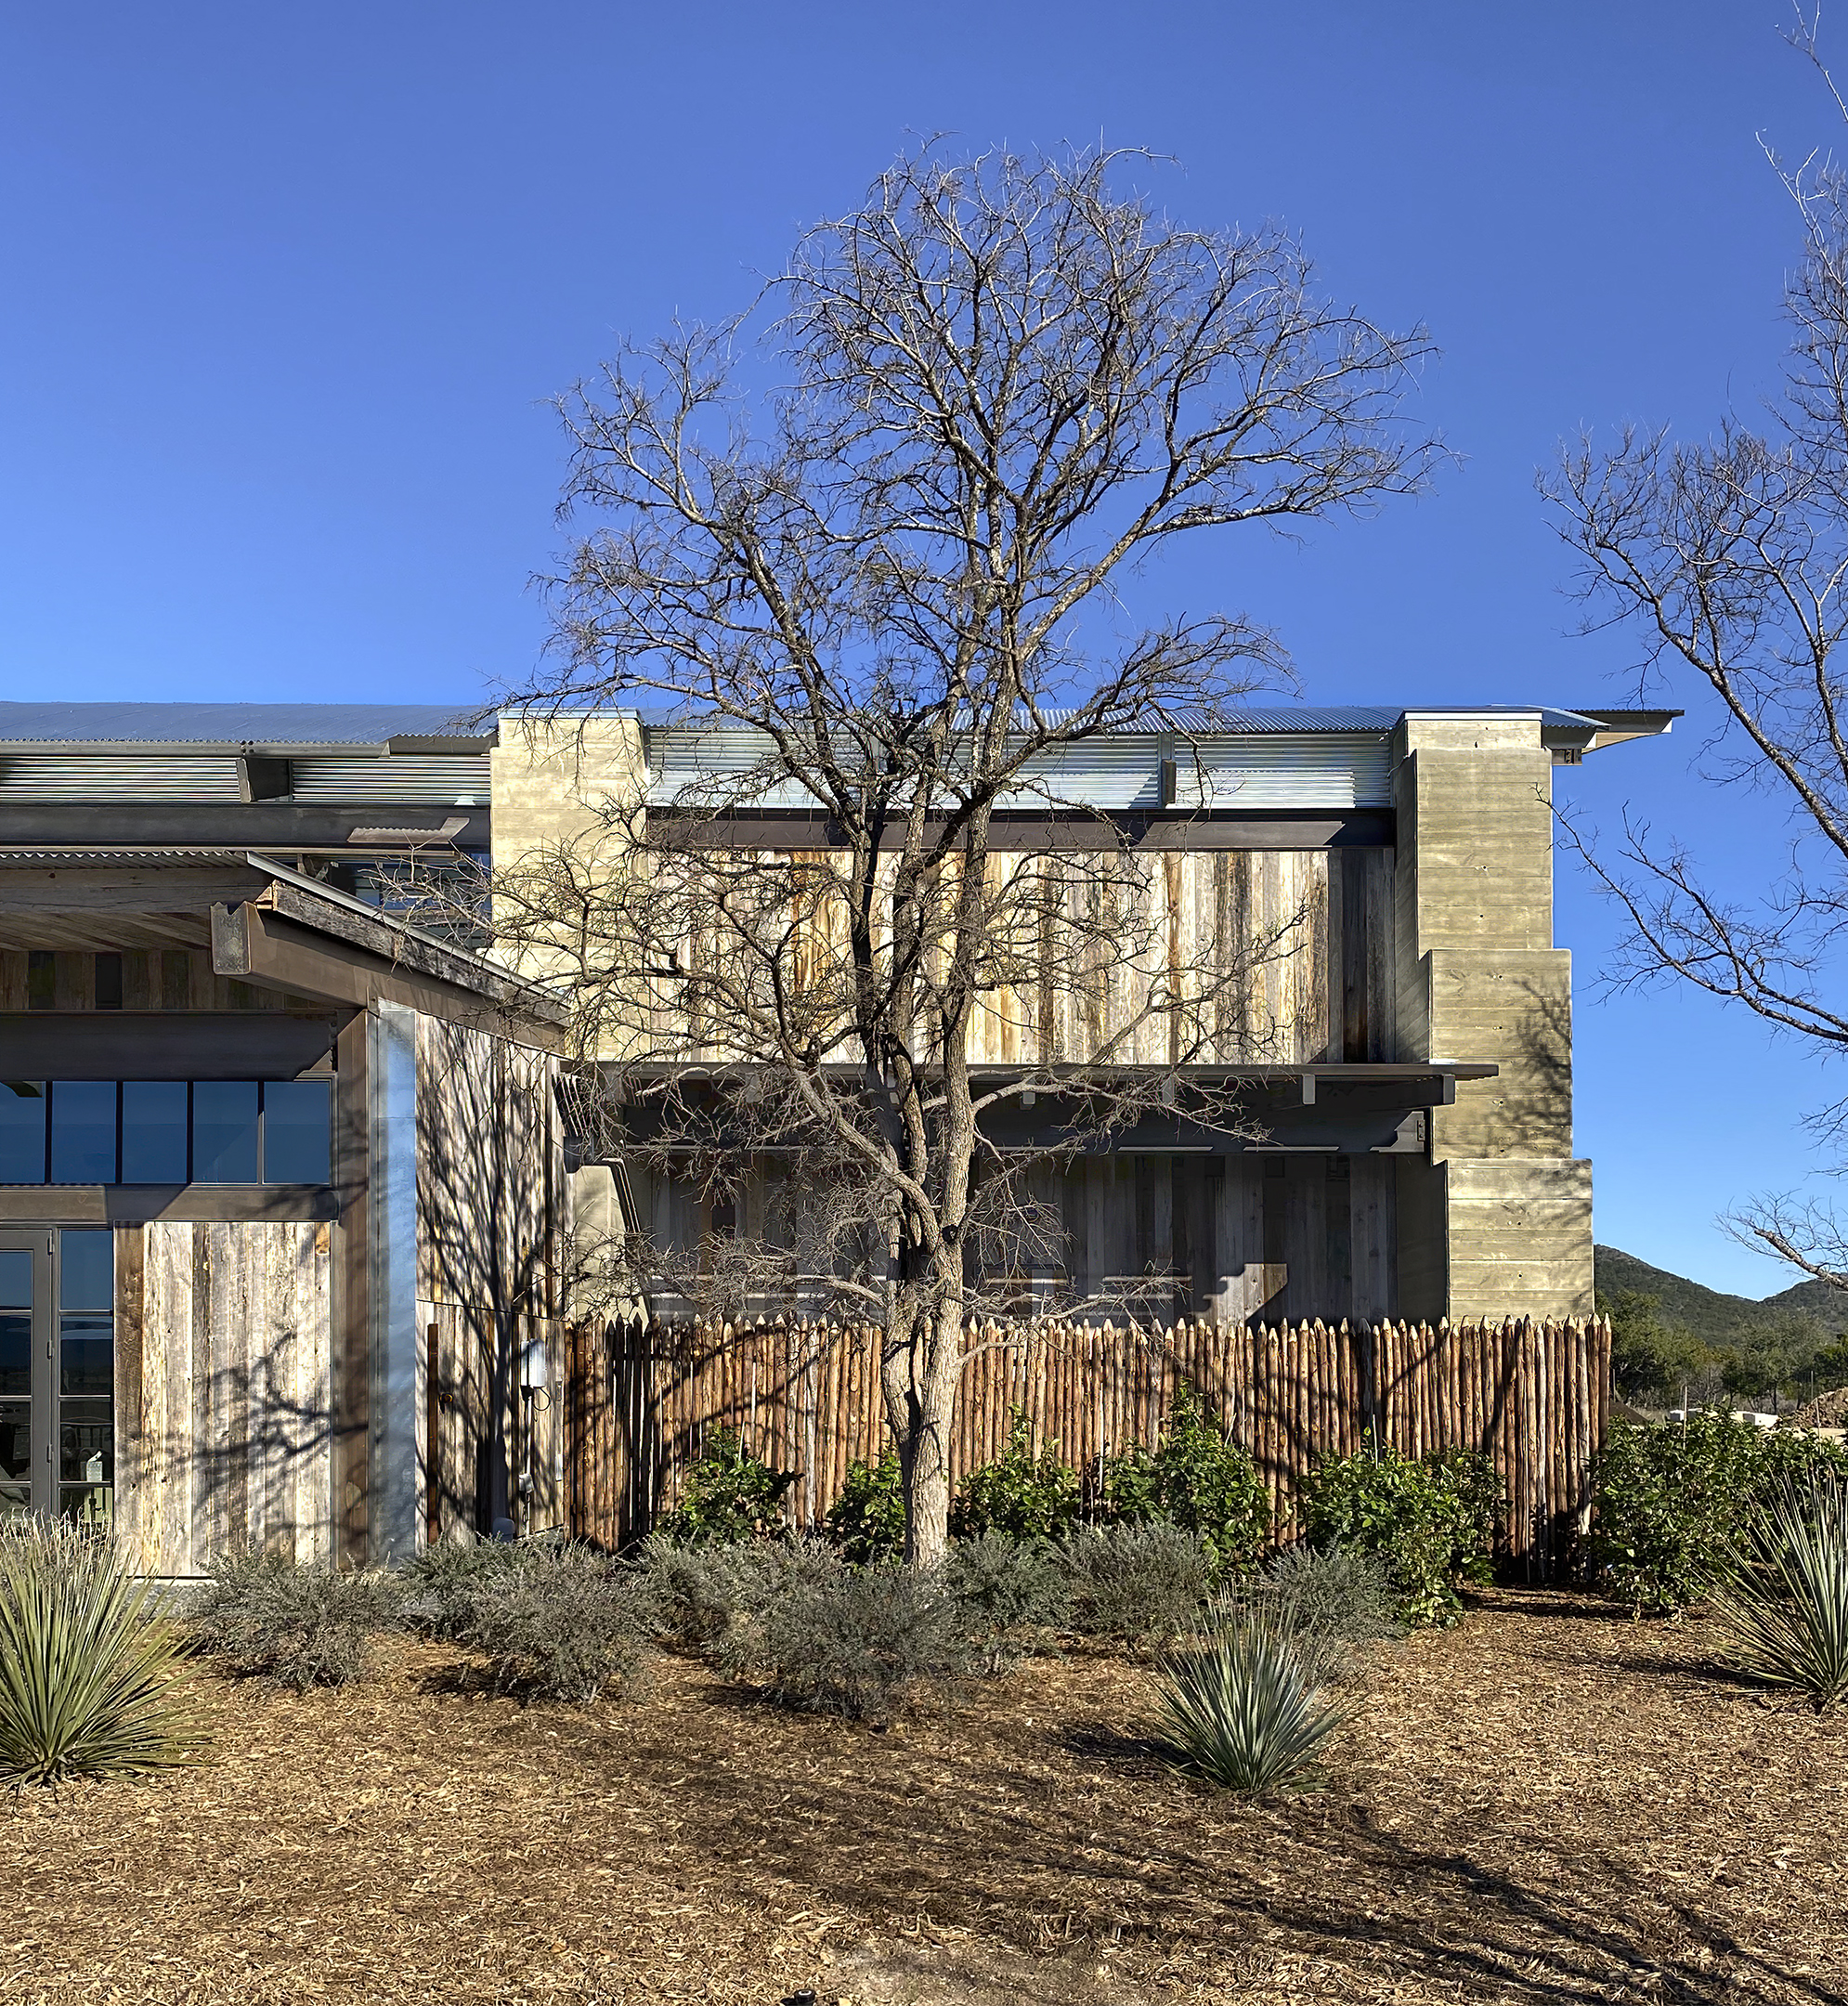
[0,3,1837,1296]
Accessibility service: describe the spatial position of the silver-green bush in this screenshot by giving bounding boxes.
[945,1532,1069,1670]
[189,1550,401,1689]
[1153,1618,1354,1795]
[1711,1472,1848,1710]
[1059,1522,1216,1648]
[400,1532,527,1640]
[717,1551,970,1719]
[1228,1544,1402,1681]
[444,1543,654,1704]
[0,1518,202,1784]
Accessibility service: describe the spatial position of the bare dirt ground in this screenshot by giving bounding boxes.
[0,1586,1842,2006]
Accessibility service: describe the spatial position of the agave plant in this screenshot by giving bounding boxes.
[0,1518,203,1784]
[1711,1473,1848,1712]
[1153,1618,1355,1795]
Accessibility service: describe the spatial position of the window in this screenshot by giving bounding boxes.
[0,1080,332,1185]
[0,1228,111,1527]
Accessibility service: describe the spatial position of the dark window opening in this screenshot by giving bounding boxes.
[27,953,54,1011]
[0,1078,331,1186]
[93,954,123,1010]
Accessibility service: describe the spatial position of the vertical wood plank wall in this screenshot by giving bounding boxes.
[114,1219,333,1576]
[414,1016,566,1542]
[568,1313,1611,1579]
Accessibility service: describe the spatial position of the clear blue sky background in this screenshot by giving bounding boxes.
[0,3,1838,1296]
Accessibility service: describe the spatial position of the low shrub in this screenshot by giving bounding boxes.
[660,1427,798,1545]
[826,1448,906,1564]
[447,1544,653,1704]
[949,1409,1080,1543]
[400,1533,527,1640]
[1590,1413,1848,1617]
[189,1551,400,1688]
[1711,1471,1848,1709]
[1059,1521,1216,1648]
[0,1519,203,1785]
[634,1533,750,1650]
[717,1551,970,1719]
[1233,1543,1402,1679]
[1100,1385,1271,1576]
[944,1531,1069,1670]
[1153,1618,1354,1796]
[1298,1439,1499,1627]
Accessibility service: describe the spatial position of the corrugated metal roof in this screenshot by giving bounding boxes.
[0,701,490,749]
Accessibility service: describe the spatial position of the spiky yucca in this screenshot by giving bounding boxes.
[1711,1473,1848,1711]
[1153,1620,1354,1795]
[0,1518,202,1784]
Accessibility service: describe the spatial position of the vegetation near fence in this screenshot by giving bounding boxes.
[566,1313,1612,1578]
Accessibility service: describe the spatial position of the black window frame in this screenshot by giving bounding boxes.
[0,1078,332,1187]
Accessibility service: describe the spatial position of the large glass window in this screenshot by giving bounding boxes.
[261,1079,332,1184]
[121,1081,189,1183]
[49,1081,117,1183]
[0,1083,47,1184]
[0,1079,332,1186]
[191,1081,259,1183]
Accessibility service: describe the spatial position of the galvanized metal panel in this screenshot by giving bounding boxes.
[288,756,491,803]
[0,757,243,801]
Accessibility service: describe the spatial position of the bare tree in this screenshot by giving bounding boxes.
[499,145,1438,1560]
[1544,14,1848,1294]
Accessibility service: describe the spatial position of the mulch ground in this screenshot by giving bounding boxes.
[1,1587,1843,2006]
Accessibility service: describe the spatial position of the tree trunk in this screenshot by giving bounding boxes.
[886,1278,966,1568]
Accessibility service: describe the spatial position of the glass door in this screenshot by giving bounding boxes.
[0,1228,112,1525]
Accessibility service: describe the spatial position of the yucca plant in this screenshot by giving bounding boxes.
[1711,1473,1848,1711]
[1153,1618,1355,1795]
[0,1518,203,1785]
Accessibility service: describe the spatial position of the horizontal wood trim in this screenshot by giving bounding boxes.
[0,1010,341,1075]
[0,1184,339,1223]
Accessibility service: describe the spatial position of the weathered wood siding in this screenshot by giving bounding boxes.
[637,1153,1397,1331]
[568,1311,1610,1579]
[0,945,309,1012]
[414,1016,566,1538]
[115,1219,333,1575]
[641,848,1335,1068]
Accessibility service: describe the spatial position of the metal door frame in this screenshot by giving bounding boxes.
[0,1228,55,1516]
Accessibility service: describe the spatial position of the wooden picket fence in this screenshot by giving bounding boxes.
[565,1312,1612,1578]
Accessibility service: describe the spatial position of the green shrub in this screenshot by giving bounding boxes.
[189,1551,401,1688]
[949,1409,1080,1543]
[1100,1385,1272,1575]
[1590,1413,1848,1617]
[826,1448,906,1564]
[1711,1472,1848,1708]
[1298,1439,1498,1628]
[717,1553,970,1719]
[1059,1521,1216,1648]
[659,1427,798,1545]
[0,1520,203,1785]
[944,1532,1069,1671]
[1153,1618,1354,1796]
[1231,1543,1402,1679]
[446,1544,654,1704]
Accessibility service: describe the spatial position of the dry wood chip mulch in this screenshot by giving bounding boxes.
[0,1586,1843,2006]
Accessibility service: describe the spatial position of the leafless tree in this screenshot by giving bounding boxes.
[1544,12,1848,1295]
[496,144,1438,1560]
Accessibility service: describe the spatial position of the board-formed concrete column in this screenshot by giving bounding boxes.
[1391,713,1593,1320]
[488,711,649,1055]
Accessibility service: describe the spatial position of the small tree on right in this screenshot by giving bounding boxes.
[1543,14,1848,1296]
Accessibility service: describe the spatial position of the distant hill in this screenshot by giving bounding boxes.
[1594,1244,1848,1344]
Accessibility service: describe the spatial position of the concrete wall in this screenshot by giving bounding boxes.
[1391,714,1593,1320]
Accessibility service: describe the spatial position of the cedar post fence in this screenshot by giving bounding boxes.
[566,1314,1613,1580]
